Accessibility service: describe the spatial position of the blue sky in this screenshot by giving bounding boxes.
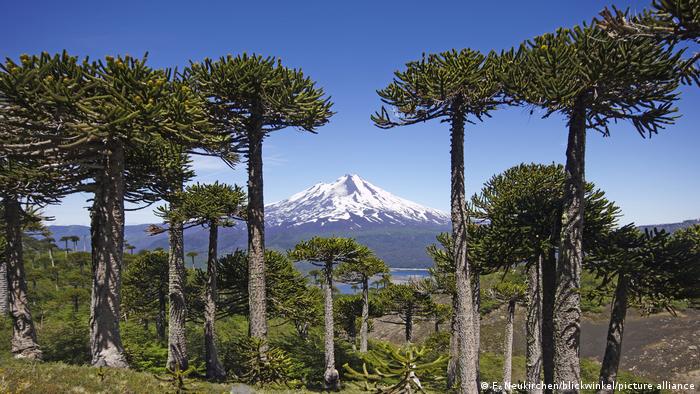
[2,0,698,226]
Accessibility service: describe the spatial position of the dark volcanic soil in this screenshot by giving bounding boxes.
[371,307,700,388]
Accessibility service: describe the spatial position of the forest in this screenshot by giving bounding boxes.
[1,1,699,393]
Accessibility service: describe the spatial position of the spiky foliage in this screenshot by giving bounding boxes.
[597,0,699,85]
[122,251,169,341]
[372,49,501,127]
[153,364,203,394]
[176,182,246,227]
[377,283,433,343]
[289,237,372,268]
[336,256,389,286]
[187,53,334,148]
[188,249,314,322]
[343,343,447,393]
[237,337,298,387]
[503,24,681,137]
[470,163,621,269]
[587,224,700,311]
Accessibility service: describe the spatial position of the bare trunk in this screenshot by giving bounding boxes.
[204,222,225,380]
[450,105,478,394]
[167,219,188,371]
[0,255,8,315]
[48,246,55,267]
[89,141,128,368]
[360,276,369,353]
[323,261,340,390]
[472,269,481,384]
[527,256,544,394]
[554,97,586,392]
[405,305,413,343]
[543,225,559,393]
[4,198,42,359]
[156,289,166,343]
[503,298,516,393]
[597,274,628,394]
[447,295,459,389]
[247,128,268,349]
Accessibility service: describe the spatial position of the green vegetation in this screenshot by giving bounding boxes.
[1,1,698,393]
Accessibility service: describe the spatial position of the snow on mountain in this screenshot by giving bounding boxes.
[265,174,449,228]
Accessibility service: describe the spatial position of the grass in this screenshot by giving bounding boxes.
[0,357,231,393]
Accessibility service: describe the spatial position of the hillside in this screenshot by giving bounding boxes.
[47,175,450,268]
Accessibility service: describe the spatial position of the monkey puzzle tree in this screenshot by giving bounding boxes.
[373,48,502,394]
[426,224,488,389]
[377,282,433,343]
[0,52,214,367]
[289,236,371,390]
[587,224,700,393]
[502,24,681,389]
[598,0,699,85]
[470,163,619,391]
[177,181,246,380]
[148,142,198,372]
[186,251,198,268]
[187,54,333,348]
[122,250,169,342]
[335,254,389,353]
[488,280,527,394]
[0,160,79,359]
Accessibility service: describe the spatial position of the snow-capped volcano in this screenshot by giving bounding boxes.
[266,174,449,229]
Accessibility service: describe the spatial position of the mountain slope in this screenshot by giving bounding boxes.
[267,174,449,229]
[47,175,450,268]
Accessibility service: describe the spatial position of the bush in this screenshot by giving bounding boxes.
[41,314,90,365]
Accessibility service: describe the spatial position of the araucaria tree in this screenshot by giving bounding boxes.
[188,54,333,349]
[177,182,246,380]
[377,282,432,343]
[503,24,681,389]
[587,224,700,393]
[489,280,526,394]
[335,255,389,352]
[289,237,371,390]
[122,250,169,342]
[0,52,212,367]
[0,55,86,359]
[471,163,619,390]
[373,49,502,394]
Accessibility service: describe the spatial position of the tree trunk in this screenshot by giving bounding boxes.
[554,97,587,392]
[543,223,559,393]
[323,261,340,390]
[204,222,225,380]
[472,268,481,385]
[48,246,55,267]
[0,256,8,315]
[527,256,544,394]
[89,141,128,368]
[4,198,42,359]
[360,276,369,353]
[503,298,516,393]
[597,274,628,394]
[167,218,188,372]
[450,105,478,394]
[447,295,459,389]
[156,289,166,343]
[247,128,268,350]
[405,305,413,343]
